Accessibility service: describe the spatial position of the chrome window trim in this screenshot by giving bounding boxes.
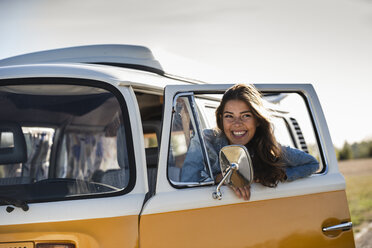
[189,94,215,182]
[168,179,214,187]
[168,92,215,187]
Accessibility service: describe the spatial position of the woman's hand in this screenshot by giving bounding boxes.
[231,184,251,201]
[216,173,251,201]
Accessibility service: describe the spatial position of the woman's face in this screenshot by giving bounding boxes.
[222,99,259,145]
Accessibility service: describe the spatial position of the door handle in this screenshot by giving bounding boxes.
[322,222,353,232]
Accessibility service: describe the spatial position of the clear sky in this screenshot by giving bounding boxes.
[0,0,371,147]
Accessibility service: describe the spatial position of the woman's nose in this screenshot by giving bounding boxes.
[233,117,243,124]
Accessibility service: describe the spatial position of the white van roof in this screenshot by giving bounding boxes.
[0,44,164,75]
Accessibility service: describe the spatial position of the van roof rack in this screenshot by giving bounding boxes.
[0,44,164,75]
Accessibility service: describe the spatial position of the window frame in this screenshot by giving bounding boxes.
[162,85,328,191]
[167,92,215,188]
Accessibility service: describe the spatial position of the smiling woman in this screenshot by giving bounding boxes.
[178,84,319,200]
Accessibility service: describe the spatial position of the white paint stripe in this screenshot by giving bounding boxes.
[143,173,346,215]
[0,193,145,226]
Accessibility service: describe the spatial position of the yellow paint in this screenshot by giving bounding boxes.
[0,215,138,248]
[140,190,355,248]
[0,191,355,248]
[0,242,33,248]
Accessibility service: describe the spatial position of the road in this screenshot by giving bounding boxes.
[355,222,372,248]
[338,159,372,248]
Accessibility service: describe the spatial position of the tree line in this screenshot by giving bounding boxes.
[336,140,372,161]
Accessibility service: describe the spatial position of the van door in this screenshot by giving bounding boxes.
[0,77,147,248]
[139,84,355,248]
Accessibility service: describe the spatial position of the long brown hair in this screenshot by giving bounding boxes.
[216,84,286,187]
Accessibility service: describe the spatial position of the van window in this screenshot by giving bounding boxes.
[166,91,323,188]
[168,94,214,185]
[276,93,323,171]
[0,80,134,203]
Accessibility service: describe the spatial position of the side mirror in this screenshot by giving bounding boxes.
[212,145,253,200]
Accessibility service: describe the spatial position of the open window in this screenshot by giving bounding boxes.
[273,92,324,171]
[165,87,324,189]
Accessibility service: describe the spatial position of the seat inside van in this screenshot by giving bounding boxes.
[143,120,161,196]
[0,122,30,185]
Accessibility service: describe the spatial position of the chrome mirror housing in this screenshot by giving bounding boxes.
[212,145,253,200]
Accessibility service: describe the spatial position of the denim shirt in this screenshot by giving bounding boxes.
[180,129,319,182]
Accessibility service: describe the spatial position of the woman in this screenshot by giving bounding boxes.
[180,84,319,200]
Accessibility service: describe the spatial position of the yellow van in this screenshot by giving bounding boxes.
[0,45,354,247]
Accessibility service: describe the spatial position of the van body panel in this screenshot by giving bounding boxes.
[0,194,145,226]
[140,190,353,248]
[0,64,186,91]
[141,173,345,215]
[0,215,139,248]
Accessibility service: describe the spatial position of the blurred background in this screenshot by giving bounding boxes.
[1,0,371,243]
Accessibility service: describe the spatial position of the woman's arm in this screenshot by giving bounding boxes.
[181,129,224,182]
[180,136,206,182]
[282,146,319,181]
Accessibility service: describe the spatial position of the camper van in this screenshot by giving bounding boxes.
[0,45,354,247]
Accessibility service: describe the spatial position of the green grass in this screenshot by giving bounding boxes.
[344,174,372,232]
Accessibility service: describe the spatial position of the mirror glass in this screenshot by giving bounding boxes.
[219,145,253,187]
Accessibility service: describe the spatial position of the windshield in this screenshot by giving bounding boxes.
[0,79,133,203]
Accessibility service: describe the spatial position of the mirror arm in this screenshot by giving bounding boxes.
[212,163,238,200]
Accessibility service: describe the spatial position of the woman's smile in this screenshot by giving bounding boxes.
[232,130,247,137]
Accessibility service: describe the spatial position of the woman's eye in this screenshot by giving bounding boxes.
[242,114,251,119]
[224,114,233,119]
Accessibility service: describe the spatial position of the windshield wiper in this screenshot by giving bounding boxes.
[0,196,29,212]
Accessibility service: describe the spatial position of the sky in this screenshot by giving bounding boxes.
[0,0,371,147]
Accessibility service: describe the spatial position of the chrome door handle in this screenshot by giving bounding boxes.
[322,222,353,232]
